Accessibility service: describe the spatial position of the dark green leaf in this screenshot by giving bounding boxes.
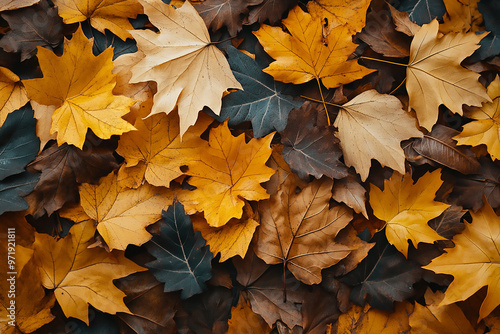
[82,22,137,60]
[473,0,500,61]
[145,201,213,299]
[0,172,39,214]
[395,0,445,25]
[217,46,302,138]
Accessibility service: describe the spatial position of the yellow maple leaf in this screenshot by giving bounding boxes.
[116,111,212,188]
[62,172,175,251]
[0,67,28,127]
[406,19,491,131]
[424,200,500,321]
[307,0,371,35]
[33,220,146,325]
[334,90,423,181]
[53,0,143,40]
[192,202,259,262]
[454,75,500,160]
[253,5,374,89]
[181,120,275,227]
[129,0,242,138]
[440,0,482,34]
[23,26,135,149]
[370,169,450,257]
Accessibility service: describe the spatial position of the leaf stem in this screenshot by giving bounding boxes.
[315,78,331,126]
[389,77,407,95]
[360,56,408,67]
[209,36,238,46]
[300,95,343,108]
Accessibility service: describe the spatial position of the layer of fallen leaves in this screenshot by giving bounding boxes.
[0,0,499,333]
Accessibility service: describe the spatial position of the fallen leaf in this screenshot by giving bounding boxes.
[370,170,450,257]
[409,288,478,334]
[26,136,119,218]
[389,3,421,37]
[265,143,307,195]
[427,205,466,239]
[145,201,213,299]
[424,200,500,320]
[307,0,370,35]
[332,171,368,218]
[281,102,348,181]
[0,0,39,11]
[245,0,297,25]
[0,0,63,61]
[194,0,262,36]
[33,220,146,324]
[406,19,491,131]
[342,232,422,310]
[227,294,271,334]
[397,0,446,25]
[117,111,212,188]
[53,0,143,40]
[254,5,374,89]
[334,89,423,181]
[404,124,481,174]
[454,75,500,160]
[301,286,340,334]
[192,201,259,262]
[334,302,413,333]
[23,26,136,149]
[65,172,175,251]
[255,177,353,284]
[440,0,482,34]
[182,121,275,227]
[82,22,138,59]
[217,45,302,138]
[129,0,242,137]
[0,67,28,127]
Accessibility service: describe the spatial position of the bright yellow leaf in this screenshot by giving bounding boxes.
[370,170,450,257]
[64,172,175,251]
[0,67,28,127]
[406,19,491,131]
[253,5,374,89]
[181,121,275,227]
[53,0,143,40]
[33,220,145,324]
[129,0,242,138]
[424,200,500,321]
[307,0,371,35]
[23,26,135,149]
[454,75,500,160]
[116,111,212,188]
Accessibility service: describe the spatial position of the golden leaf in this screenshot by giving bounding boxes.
[307,0,371,35]
[0,67,28,127]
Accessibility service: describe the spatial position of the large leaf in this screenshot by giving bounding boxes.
[424,200,500,320]
[406,19,491,131]
[129,0,242,137]
[217,46,302,138]
[255,177,354,284]
[33,220,146,325]
[145,201,213,299]
[280,102,348,181]
[0,0,63,61]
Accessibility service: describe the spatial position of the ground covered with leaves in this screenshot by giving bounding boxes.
[0,0,500,333]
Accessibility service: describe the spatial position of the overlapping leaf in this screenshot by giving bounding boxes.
[0,67,28,128]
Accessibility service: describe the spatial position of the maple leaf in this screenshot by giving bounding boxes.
[26,137,118,218]
[192,202,259,262]
[63,172,175,251]
[280,102,348,181]
[0,0,39,11]
[117,111,212,188]
[334,89,423,181]
[53,0,143,40]
[0,67,28,127]
[370,170,450,257]
[307,0,371,35]
[424,200,500,320]
[195,0,262,37]
[409,288,478,334]
[404,124,481,175]
[454,75,500,160]
[129,0,242,138]
[406,19,491,131]
[23,26,136,149]
[254,5,374,89]
[255,177,353,284]
[145,201,213,299]
[182,120,275,227]
[0,0,64,61]
[217,45,302,138]
[33,220,146,324]
[335,302,413,333]
[440,0,482,34]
